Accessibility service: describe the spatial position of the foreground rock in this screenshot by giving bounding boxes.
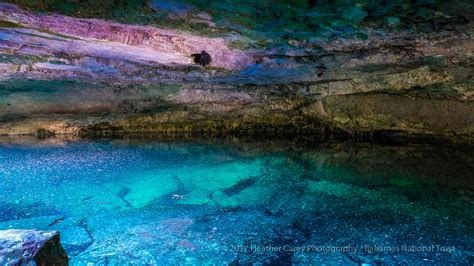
[0,229,68,265]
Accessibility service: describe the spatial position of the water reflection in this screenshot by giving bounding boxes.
[0,136,472,264]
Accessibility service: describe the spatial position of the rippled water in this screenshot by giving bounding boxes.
[0,137,472,265]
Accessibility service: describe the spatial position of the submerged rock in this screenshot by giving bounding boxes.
[61,225,93,256]
[223,178,256,197]
[0,229,68,265]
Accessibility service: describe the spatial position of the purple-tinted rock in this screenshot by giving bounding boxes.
[0,3,252,71]
[0,229,68,265]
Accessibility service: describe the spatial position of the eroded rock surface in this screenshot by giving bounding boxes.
[0,229,68,265]
[0,2,472,142]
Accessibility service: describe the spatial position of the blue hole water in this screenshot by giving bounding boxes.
[0,137,472,264]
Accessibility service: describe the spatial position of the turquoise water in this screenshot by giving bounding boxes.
[0,137,472,265]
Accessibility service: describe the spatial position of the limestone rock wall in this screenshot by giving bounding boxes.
[0,3,472,142]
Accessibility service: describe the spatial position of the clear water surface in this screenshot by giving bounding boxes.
[0,137,472,265]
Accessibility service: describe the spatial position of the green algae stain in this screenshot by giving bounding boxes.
[0,79,97,93]
[338,5,368,23]
[0,54,45,65]
[389,177,416,187]
[134,83,183,97]
[0,20,23,28]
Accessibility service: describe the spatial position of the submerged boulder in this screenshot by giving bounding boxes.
[0,229,68,265]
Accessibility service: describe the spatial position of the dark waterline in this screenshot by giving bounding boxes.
[0,136,472,264]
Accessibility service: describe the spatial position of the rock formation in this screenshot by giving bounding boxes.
[0,229,68,265]
[0,1,472,142]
